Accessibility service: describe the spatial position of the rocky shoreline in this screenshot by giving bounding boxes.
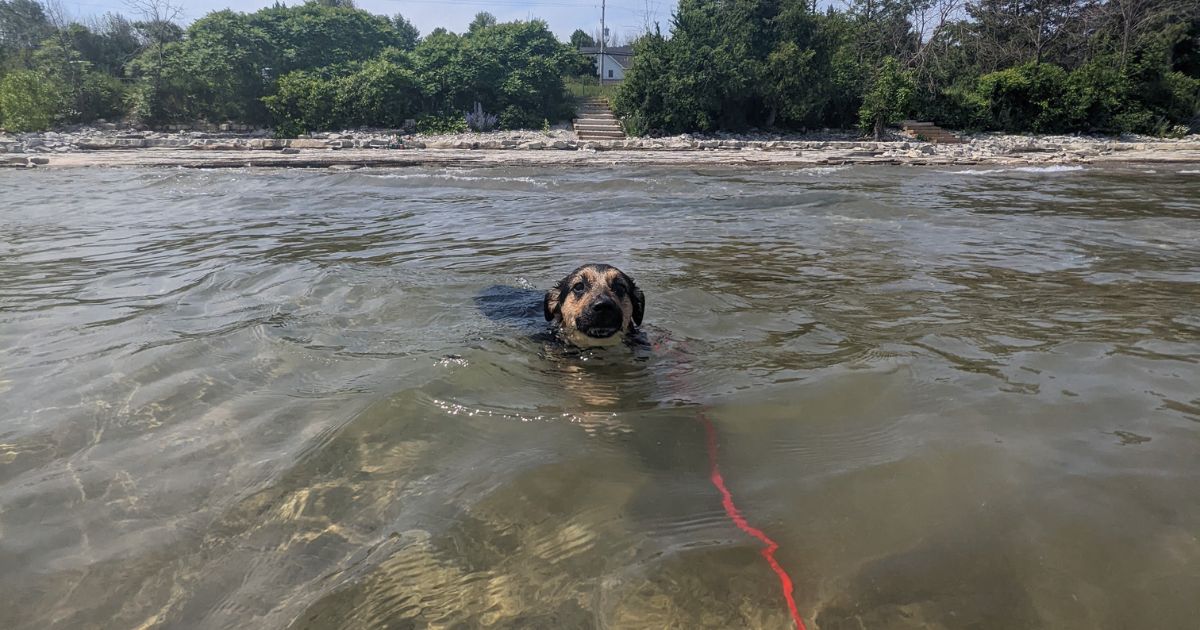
[3,126,1200,169]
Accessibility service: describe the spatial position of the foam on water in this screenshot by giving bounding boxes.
[942,164,1088,175]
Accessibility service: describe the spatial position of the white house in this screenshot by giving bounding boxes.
[578,46,634,83]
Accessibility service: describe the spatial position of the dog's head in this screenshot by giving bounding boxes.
[544,264,645,347]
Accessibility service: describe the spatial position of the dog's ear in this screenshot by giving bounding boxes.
[543,279,565,321]
[624,273,645,326]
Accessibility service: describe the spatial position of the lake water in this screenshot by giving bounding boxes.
[1,164,1198,629]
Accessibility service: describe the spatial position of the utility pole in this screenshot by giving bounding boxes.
[599,0,606,86]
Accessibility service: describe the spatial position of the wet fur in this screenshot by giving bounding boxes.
[544,264,645,348]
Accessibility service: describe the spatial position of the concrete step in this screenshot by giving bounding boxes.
[577,131,625,139]
[574,98,625,139]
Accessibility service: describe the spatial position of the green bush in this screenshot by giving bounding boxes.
[123,82,152,125]
[416,113,467,134]
[975,63,1071,133]
[74,71,126,122]
[917,84,988,131]
[1160,71,1199,131]
[263,56,421,133]
[336,56,420,128]
[262,70,336,134]
[0,70,62,131]
[620,109,649,137]
[1063,57,1143,133]
[497,104,541,130]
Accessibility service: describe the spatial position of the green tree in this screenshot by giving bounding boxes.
[249,2,402,73]
[391,13,419,50]
[569,29,594,49]
[0,69,61,130]
[174,10,273,123]
[33,37,126,122]
[0,0,53,65]
[411,18,577,128]
[411,28,467,114]
[858,56,914,139]
[126,0,184,122]
[468,12,496,33]
[965,0,1087,70]
[617,0,839,133]
[69,14,140,75]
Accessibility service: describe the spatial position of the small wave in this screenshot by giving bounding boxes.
[943,165,1086,175]
[359,171,548,187]
[1013,165,1086,173]
[796,166,849,176]
[1180,169,1199,174]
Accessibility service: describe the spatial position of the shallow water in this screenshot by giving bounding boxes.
[1,164,1198,629]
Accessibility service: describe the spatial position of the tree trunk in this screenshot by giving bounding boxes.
[874,115,883,141]
[766,106,777,128]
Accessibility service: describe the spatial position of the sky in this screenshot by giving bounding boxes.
[63,0,675,42]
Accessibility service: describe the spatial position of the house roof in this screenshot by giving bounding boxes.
[577,46,634,57]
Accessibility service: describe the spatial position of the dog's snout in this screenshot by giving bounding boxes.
[590,298,617,314]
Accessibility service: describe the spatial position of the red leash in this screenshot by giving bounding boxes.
[656,340,807,629]
[699,412,806,630]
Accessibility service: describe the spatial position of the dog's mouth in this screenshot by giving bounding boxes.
[582,326,620,339]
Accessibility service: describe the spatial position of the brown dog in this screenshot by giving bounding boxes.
[544,264,645,347]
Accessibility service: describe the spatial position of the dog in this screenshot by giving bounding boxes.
[543,264,645,348]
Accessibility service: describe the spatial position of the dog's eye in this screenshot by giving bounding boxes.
[571,282,586,294]
[612,284,627,297]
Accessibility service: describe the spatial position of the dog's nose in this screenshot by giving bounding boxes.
[590,298,617,314]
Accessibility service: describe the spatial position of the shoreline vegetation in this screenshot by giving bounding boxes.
[1,0,1197,151]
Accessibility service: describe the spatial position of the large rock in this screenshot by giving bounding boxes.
[249,139,286,150]
[286,139,330,149]
[144,138,188,148]
[75,137,145,149]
